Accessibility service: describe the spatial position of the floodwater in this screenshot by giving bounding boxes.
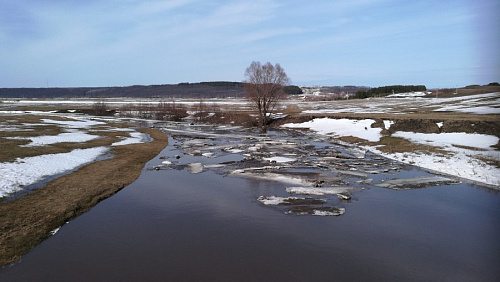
[1,125,500,281]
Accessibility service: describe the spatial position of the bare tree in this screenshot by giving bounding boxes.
[92,98,109,116]
[243,61,290,131]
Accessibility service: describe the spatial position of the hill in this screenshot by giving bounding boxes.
[0,82,246,99]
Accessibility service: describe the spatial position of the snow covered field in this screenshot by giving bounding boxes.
[0,113,150,198]
[295,92,500,115]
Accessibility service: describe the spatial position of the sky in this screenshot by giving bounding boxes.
[1,0,499,88]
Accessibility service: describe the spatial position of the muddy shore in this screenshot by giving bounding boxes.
[0,128,168,266]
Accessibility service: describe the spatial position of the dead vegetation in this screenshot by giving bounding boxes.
[0,128,168,266]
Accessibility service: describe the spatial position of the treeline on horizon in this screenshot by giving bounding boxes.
[0,81,303,98]
[179,81,304,94]
[355,85,427,99]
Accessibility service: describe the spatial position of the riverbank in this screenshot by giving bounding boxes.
[0,128,167,266]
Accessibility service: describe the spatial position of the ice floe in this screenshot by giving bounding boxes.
[257,196,327,206]
[263,156,297,163]
[286,186,354,196]
[187,163,204,174]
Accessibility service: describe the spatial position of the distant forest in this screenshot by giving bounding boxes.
[0,82,303,99]
[355,85,427,99]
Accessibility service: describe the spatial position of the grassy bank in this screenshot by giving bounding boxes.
[0,128,168,266]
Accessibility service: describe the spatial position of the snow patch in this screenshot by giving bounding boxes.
[283,118,382,142]
[41,118,105,128]
[112,132,148,146]
[383,120,394,130]
[392,132,498,150]
[0,147,109,197]
[9,131,100,147]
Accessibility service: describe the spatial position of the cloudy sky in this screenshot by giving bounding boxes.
[1,0,498,88]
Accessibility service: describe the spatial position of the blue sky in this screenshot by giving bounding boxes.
[1,0,498,88]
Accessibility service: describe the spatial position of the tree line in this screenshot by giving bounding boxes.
[355,85,427,99]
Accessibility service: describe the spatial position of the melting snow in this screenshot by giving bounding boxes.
[0,147,109,197]
[392,132,499,150]
[111,132,148,146]
[41,118,105,128]
[9,131,100,147]
[283,118,382,142]
[282,115,500,187]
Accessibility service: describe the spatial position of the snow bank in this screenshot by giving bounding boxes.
[283,118,382,142]
[0,147,109,197]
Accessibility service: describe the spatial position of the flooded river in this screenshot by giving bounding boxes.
[1,123,499,281]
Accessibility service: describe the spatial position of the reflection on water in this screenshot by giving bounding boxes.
[1,131,500,281]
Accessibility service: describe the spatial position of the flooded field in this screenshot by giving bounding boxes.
[1,122,499,281]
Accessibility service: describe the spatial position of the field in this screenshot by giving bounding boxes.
[0,86,499,265]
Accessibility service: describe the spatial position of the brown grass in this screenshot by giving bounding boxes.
[0,128,132,163]
[0,128,168,266]
[338,135,448,155]
[373,136,447,154]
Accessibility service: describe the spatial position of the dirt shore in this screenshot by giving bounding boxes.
[0,128,168,266]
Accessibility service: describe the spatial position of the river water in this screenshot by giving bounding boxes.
[1,124,499,281]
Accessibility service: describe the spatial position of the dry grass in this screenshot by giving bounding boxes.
[373,136,447,154]
[338,135,448,155]
[0,128,168,266]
